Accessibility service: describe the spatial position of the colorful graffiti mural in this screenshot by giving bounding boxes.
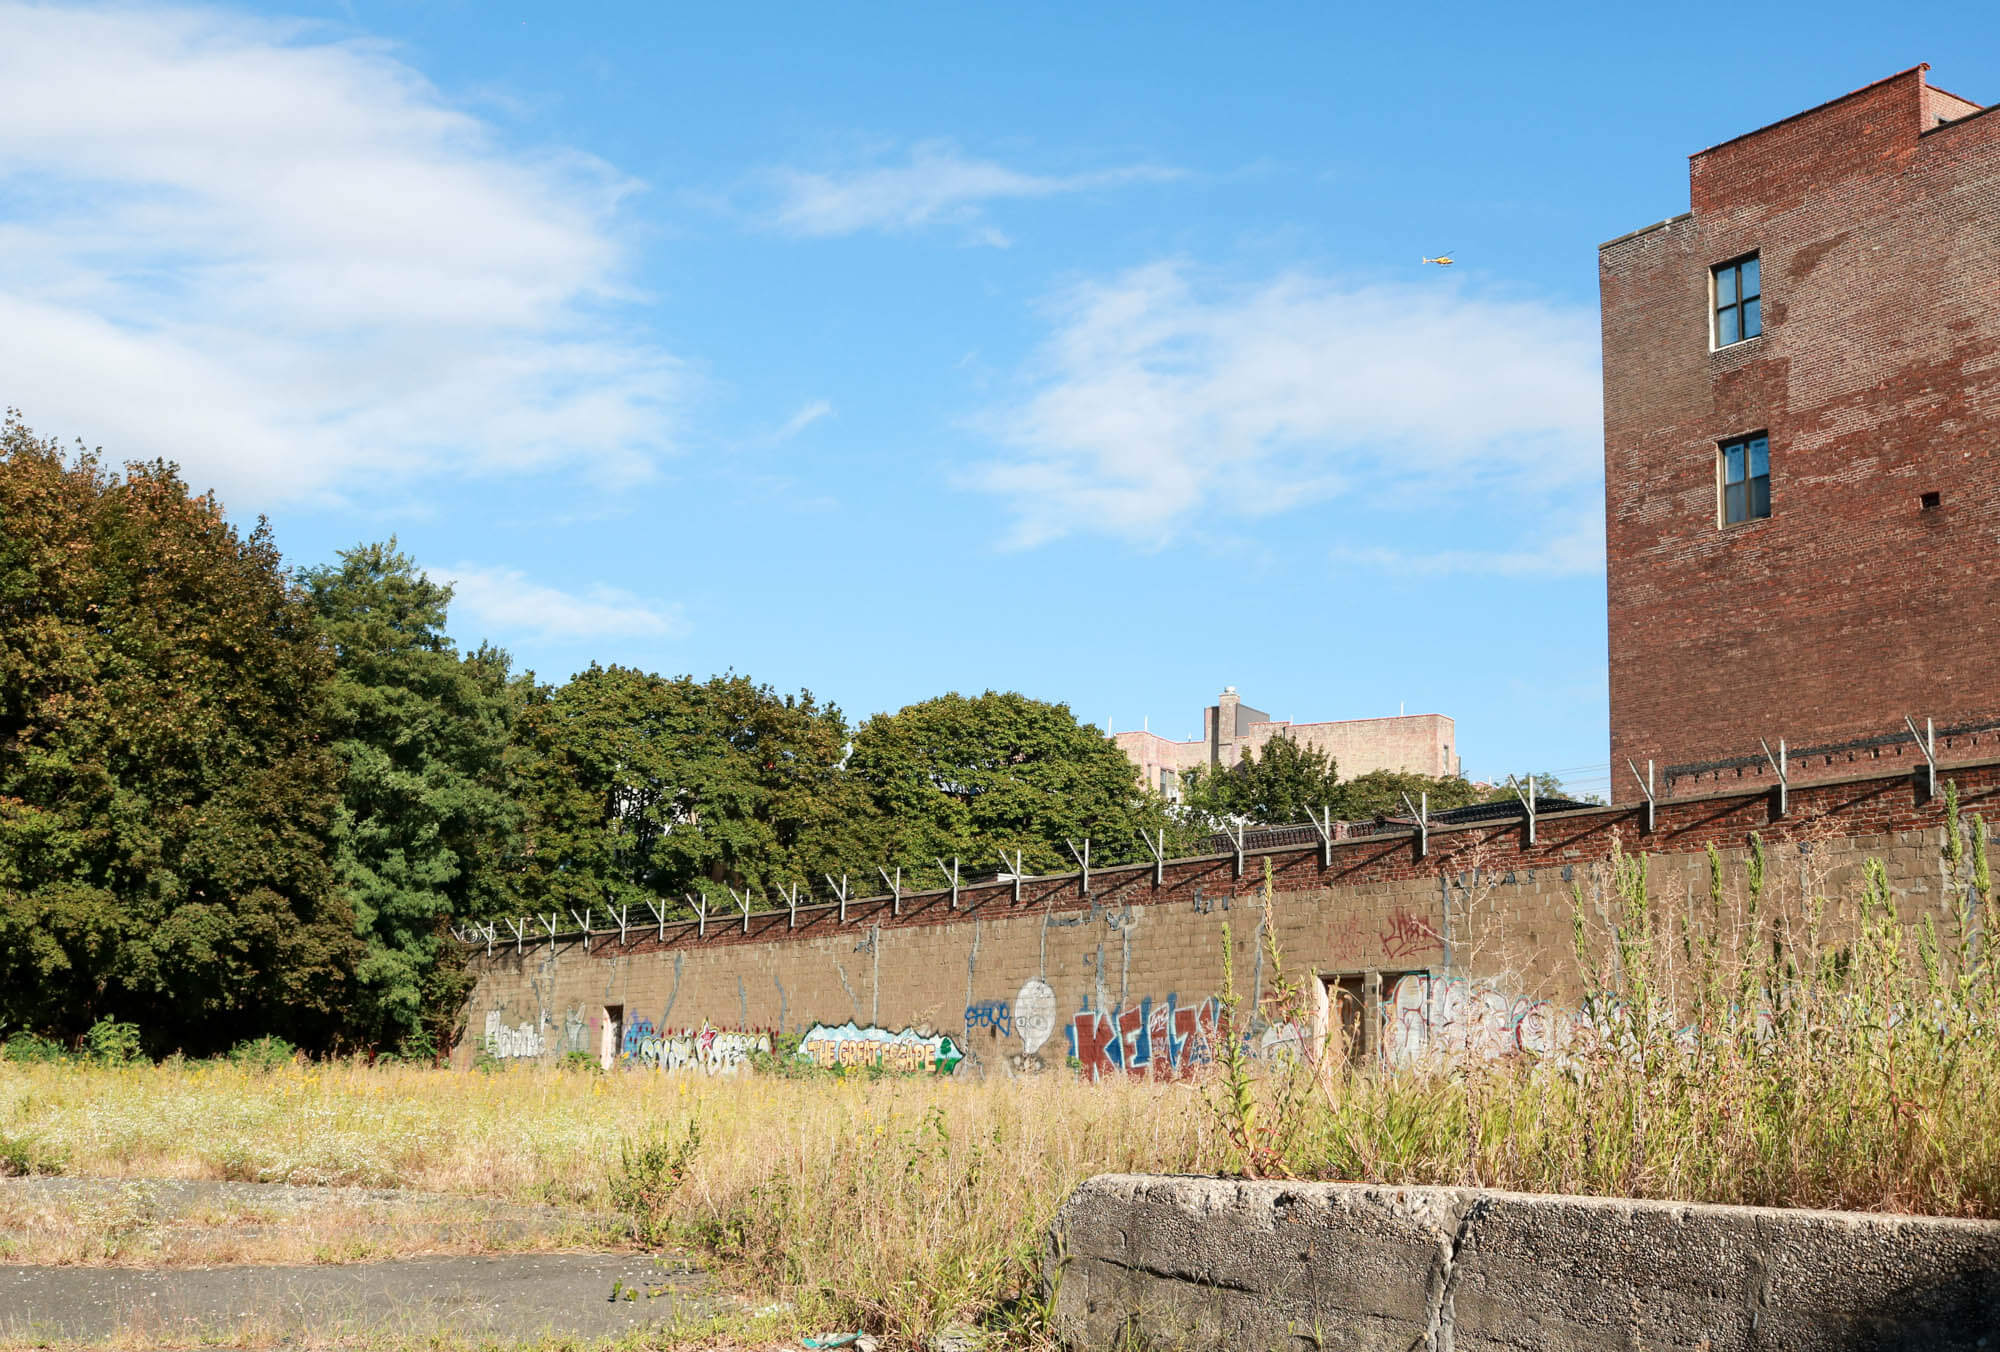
[1066,994,1218,1082]
[623,1019,772,1074]
[798,1022,965,1074]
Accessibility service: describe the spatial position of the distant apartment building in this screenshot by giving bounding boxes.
[1114,687,1460,799]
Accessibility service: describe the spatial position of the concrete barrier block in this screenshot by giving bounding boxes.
[1047,1174,2000,1351]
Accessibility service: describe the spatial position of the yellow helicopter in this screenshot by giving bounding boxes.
[1421,252,1455,266]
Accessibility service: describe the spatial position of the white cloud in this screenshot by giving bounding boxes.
[751,141,1181,242]
[772,399,834,442]
[1334,515,1606,579]
[970,261,1603,553]
[443,565,687,642]
[0,3,680,509]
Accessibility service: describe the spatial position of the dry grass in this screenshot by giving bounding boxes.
[0,1059,1218,1346]
[0,1178,620,1266]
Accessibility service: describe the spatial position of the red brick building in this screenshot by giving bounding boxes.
[1602,65,2000,801]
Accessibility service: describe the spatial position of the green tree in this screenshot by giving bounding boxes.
[1475,771,1601,806]
[299,542,517,1055]
[1328,768,1486,820]
[1179,734,1343,827]
[846,690,1171,876]
[505,667,874,914]
[0,417,356,1054]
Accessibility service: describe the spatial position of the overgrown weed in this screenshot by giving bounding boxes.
[1245,785,2000,1217]
[608,1118,701,1246]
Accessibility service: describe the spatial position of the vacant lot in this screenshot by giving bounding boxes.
[7,835,2000,1348]
[0,1058,1214,1348]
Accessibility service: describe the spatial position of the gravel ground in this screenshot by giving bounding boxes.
[0,1251,718,1342]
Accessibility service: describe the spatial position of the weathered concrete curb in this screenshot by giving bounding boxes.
[1046,1175,2000,1350]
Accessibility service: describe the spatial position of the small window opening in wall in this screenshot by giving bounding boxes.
[1922,491,1942,511]
[1712,254,1761,347]
[1720,433,1771,525]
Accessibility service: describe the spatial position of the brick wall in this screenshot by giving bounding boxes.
[1602,65,2000,801]
[456,755,2000,1077]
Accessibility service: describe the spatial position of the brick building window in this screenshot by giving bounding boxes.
[1720,433,1770,524]
[1712,254,1761,347]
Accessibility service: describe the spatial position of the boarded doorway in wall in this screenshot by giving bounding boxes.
[1315,972,1380,1067]
[1377,971,1432,1064]
[600,1005,622,1070]
[1328,976,1366,1062]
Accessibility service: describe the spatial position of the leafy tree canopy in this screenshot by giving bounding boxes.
[1326,768,1486,820]
[0,417,356,1053]
[1177,734,1595,827]
[298,541,516,1054]
[846,690,1173,876]
[1476,771,1600,806]
[505,667,877,914]
[1179,734,1343,828]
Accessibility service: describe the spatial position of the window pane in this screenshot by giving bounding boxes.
[1725,482,1746,523]
[1748,437,1769,477]
[1750,476,1771,519]
[1714,266,1737,305]
[1743,297,1761,338]
[1740,256,1760,298]
[1725,444,1746,483]
[1718,306,1739,345]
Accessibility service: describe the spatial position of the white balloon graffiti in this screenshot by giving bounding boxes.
[1013,978,1056,1055]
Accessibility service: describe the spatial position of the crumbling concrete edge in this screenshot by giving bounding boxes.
[1044,1174,2000,1352]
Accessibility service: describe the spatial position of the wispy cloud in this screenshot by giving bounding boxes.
[1334,515,1606,579]
[0,3,681,510]
[772,399,834,442]
[444,565,687,642]
[969,261,1602,554]
[747,141,1181,243]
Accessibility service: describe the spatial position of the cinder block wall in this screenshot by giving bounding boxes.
[455,759,1999,1076]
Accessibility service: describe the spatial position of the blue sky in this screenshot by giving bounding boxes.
[3,3,1995,800]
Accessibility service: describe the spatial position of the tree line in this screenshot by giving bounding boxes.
[0,419,1551,1057]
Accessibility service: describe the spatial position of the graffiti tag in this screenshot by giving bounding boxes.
[1066,994,1218,1082]
[964,999,1014,1039]
[622,1021,771,1074]
[1378,908,1440,960]
[484,1010,545,1059]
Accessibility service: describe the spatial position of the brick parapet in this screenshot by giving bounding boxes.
[456,755,1989,1076]
[463,755,1999,966]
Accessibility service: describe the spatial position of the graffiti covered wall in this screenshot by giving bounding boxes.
[456,759,2000,1077]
